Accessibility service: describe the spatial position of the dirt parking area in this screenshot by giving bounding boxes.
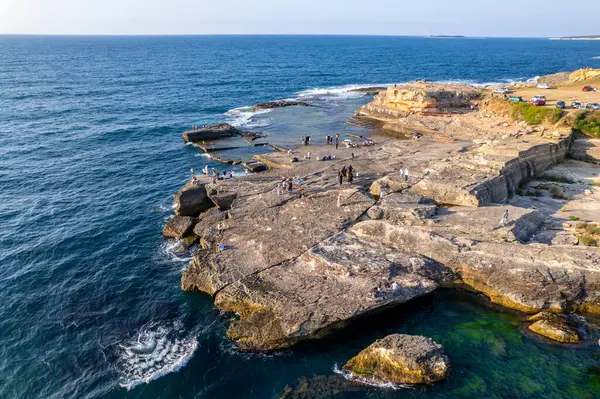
[506,83,600,113]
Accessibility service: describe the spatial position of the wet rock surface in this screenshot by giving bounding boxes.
[254,100,311,110]
[343,334,450,385]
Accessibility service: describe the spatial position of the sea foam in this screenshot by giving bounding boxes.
[117,321,198,390]
[224,107,273,128]
[332,363,411,390]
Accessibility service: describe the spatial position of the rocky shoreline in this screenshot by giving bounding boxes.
[166,76,600,385]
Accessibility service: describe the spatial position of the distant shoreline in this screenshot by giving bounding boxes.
[550,36,600,41]
[428,35,465,39]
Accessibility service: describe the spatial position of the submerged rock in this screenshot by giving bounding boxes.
[527,312,582,343]
[343,334,450,385]
[163,215,196,239]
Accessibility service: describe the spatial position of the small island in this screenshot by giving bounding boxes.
[428,35,465,39]
[550,35,600,41]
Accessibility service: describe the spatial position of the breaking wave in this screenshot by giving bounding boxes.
[593,56,600,60]
[224,107,273,128]
[117,320,198,390]
[332,363,412,390]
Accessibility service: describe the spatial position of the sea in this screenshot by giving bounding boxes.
[1,35,600,399]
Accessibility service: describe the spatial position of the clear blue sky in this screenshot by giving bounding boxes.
[1,0,599,37]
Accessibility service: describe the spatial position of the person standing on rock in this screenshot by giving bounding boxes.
[276,183,281,197]
[337,192,342,207]
[338,170,343,186]
[190,168,195,179]
[348,170,354,184]
[403,168,409,181]
[499,209,509,227]
[335,135,339,150]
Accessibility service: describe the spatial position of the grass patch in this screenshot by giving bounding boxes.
[574,111,600,138]
[512,102,564,126]
[577,235,598,247]
[569,216,581,221]
[586,225,600,235]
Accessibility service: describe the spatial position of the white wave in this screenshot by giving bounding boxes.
[526,75,540,83]
[159,239,194,264]
[332,363,411,390]
[118,321,198,390]
[593,56,600,60]
[194,153,212,158]
[224,106,273,128]
[296,83,396,101]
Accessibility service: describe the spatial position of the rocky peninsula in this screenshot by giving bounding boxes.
[169,75,600,358]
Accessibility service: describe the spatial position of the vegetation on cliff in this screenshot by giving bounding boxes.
[511,102,563,126]
[574,112,600,138]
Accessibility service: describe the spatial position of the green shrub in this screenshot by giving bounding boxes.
[569,216,581,221]
[512,103,564,126]
[574,111,600,138]
[577,235,598,246]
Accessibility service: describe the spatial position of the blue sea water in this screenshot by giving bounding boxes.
[1,35,600,399]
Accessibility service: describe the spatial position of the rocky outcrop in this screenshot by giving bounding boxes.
[213,233,450,351]
[367,193,437,225]
[343,334,450,385]
[356,83,480,120]
[182,123,240,143]
[568,68,600,83]
[527,312,584,343]
[254,100,311,110]
[349,87,386,95]
[174,181,214,217]
[163,215,196,239]
[410,138,570,206]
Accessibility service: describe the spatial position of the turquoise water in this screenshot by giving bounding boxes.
[1,35,600,398]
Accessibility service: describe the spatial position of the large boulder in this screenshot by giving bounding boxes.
[174,182,214,217]
[163,215,196,239]
[343,334,450,385]
[367,193,437,225]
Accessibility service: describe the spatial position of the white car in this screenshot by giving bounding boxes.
[537,83,551,89]
[493,87,509,94]
[588,103,600,110]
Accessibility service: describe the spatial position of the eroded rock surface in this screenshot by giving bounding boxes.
[343,334,450,385]
[527,312,585,343]
[174,180,214,217]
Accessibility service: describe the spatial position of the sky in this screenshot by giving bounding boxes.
[1,0,599,37]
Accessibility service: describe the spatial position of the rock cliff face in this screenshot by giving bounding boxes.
[343,334,450,385]
[174,181,214,217]
[356,83,480,120]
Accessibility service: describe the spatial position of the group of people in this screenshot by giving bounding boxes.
[325,134,340,149]
[276,175,304,198]
[338,165,355,185]
[191,166,249,184]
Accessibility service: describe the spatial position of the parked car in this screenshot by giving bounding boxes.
[588,103,600,110]
[582,86,596,92]
[493,87,509,94]
[571,100,582,108]
[556,100,566,109]
[532,99,546,106]
[537,83,551,89]
[532,95,546,101]
[508,96,523,102]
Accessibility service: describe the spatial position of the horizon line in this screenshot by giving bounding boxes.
[0,33,561,39]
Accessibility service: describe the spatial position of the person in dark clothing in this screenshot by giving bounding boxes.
[337,170,343,185]
[341,165,347,178]
[335,136,339,149]
[348,170,354,183]
[287,179,293,192]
